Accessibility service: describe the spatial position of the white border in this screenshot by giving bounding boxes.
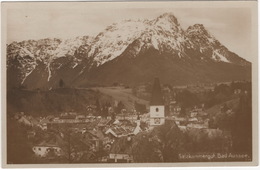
[1,1,259,169]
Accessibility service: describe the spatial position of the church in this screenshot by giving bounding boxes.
[149,77,165,128]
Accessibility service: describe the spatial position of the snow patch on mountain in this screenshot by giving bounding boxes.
[21,66,35,84]
[7,36,94,84]
[47,63,52,82]
[151,36,159,50]
[12,43,35,58]
[213,50,230,63]
[185,23,233,63]
[54,36,93,58]
[72,63,78,69]
[88,13,187,66]
[89,20,149,65]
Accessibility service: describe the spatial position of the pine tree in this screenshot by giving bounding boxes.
[232,92,252,157]
[59,79,64,88]
[95,99,101,116]
[115,101,125,114]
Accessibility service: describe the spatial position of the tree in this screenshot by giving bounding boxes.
[7,117,33,163]
[144,83,152,93]
[176,90,199,108]
[18,84,27,90]
[131,121,186,162]
[231,92,252,157]
[106,102,111,107]
[134,101,146,114]
[132,133,163,162]
[214,84,231,95]
[155,121,186,162]
[59,79,64,88]
[112,82,119,87]
[179,106,186,117]
[101,104,108,118]
[115,101,125,114]
[95,99,101,116]
[60,125,94,163]
[221,103,229,113]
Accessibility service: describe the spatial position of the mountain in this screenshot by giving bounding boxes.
[7,13,251,89]
[185,24,249,66]
[7,36,93,89]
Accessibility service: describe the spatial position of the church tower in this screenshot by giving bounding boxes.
[149,77,165,127]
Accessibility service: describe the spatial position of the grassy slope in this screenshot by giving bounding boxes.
[91,87,149,110]
[206,97,240,117]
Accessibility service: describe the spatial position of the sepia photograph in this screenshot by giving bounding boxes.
[1,1,258,168]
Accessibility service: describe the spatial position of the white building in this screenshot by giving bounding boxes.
[133,115,142,135]
[32,141,62,157]
[149,78,165,128]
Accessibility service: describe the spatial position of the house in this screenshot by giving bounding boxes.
[84,129,107,152]
[173,117,184,126]
[133,115,142,135]
[112,119,121,125]
[202,128,224,139]
[178,125,187,133]
[86,105,97,115]
[187,123,207,129]
[18,116,32,126]
[69,123,89,133]
[97,118,113,130]
[234,89,242,94]
[32,140,62,157]
[85,116,96,122]
[74,127,109,152]
[14,112,24,120]
[38,118,50,130]
[27,130,36,139]
[197,111,208,118]
[87,119,102,130]
[188,117,199,123]
[189,110,198,118]
[141,113,150,123]
[105,126,133,138]
[59,112,77,123]
[133,124,142,135]
[73,151,97,163]
[108,136,133,163]
[169,101,181,115]
[105,128,120,138]
[18,115,39,127]
[76,115,86,120]
[173,116,186,123]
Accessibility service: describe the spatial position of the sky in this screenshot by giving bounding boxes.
[5,2,254,62]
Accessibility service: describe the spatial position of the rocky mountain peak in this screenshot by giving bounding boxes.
[154,13,179,25]
[186,24,214,39]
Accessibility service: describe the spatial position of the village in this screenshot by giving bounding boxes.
[9,78,251,163]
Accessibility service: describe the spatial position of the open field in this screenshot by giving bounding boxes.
[90,87,149,110]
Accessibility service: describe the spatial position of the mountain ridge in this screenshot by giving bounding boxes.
[7,13,251,89]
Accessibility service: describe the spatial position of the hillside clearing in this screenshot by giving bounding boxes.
[90,87,149,110]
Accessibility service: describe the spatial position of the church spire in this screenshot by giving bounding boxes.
[150,77,164,106]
